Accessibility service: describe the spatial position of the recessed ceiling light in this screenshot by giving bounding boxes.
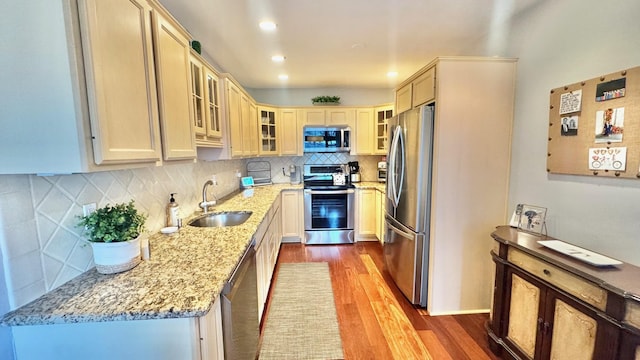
[387,71,398,78]
[259,21,277,31]
[278,74,289,80]
[271,55,286,62]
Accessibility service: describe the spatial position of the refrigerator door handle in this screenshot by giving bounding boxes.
[388,126,402,207]
[395,126,405,206]
[387,220,415,240]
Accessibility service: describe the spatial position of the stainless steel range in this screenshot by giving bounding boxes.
[303,164,355,245]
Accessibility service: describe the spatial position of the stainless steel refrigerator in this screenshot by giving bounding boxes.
[384,104,434,307]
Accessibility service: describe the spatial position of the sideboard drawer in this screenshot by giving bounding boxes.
[508,248,607,311]
[625,300,640,329]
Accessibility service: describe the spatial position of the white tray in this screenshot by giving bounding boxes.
[537,240,622,267]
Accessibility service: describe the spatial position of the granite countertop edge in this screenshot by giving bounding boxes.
[1,184,303,327]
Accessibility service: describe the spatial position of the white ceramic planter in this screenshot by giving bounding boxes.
[90,237,141,274]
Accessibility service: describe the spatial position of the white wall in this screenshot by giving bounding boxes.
[247,87,394,107]
[503,0,640,265]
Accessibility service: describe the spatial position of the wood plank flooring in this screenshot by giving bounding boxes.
[260,242,501,360]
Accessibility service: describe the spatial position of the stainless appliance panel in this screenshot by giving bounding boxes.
[384,215,426,306]
[221,242,258,360]
[386,105,434,233]
[303,188,355,244]
[303,127,351,153]
[384,104,434,308]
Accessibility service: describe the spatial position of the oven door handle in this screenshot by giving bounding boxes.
[304,189,355,195]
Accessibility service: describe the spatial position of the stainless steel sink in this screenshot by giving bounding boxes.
[188,211,252,228]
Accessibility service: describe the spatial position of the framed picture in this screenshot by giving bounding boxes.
[518,204,547,235]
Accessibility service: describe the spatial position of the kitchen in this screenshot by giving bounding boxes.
[2,0,640,359]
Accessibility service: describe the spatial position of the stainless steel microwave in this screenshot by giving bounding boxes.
[303,127,351,153]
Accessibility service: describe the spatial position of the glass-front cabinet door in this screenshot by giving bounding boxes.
[190,50,223,147]
[259,107,277,155]
[204,68,222,140]
[190,56,206,135]
[374,105,393,154]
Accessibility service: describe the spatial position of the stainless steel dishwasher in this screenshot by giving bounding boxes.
[221,240,259,360]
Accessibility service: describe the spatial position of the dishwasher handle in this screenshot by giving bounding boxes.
[223,239,256,296]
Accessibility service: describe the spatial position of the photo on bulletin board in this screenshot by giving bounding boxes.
[560,115,579,136]
[594,107,624,143]
[517,204,547,236]
[595,77,626,102]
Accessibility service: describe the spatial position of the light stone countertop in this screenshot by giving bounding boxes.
[1,184,302,326]
[353,181,386,193]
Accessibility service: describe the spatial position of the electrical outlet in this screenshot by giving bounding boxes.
[83,203,97,216]
[235,170,242,178]
[211,175,217,185]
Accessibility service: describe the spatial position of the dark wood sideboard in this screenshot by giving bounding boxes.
[487,226,640,360]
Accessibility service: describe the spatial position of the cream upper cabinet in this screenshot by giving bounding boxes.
[247,98,259,156]
[355,108,374,155]
[190,54,206,136]
[395,65,435,112]
[226,80,244,158]
[189,52,223,148]
[203,65,223,144]
[258,106,278,155]
[279,109,300,155]
[152,6,197,161]
[0,0,171,174]
[302,108,355,128]
[395,84,412,114]
[80,0,163,165]
[374,105,393,154]
[412,67,436,107]
[224,76,259,158]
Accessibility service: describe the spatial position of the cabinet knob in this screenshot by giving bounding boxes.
[543,269,551,276]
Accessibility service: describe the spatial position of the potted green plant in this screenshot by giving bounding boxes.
[77,200,147,274]
[311,95,341,105]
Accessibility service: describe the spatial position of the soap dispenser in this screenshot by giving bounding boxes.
[166,193,180,227]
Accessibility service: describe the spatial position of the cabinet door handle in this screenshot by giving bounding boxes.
[543,321,551,335]
[537,318,544,332]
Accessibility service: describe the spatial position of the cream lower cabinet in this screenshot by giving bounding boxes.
[356,189,377,241]
[281,190,303,243]
[375,189,385,244]
[256,195,282,321]
[152,5,197,161]
[12,297,224,360]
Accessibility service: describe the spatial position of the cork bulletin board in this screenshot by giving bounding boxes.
[547,66,640,179]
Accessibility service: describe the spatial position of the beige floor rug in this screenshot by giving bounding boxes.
[259,262,344,360]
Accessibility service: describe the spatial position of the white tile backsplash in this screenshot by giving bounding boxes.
[0,158,246,309]
[0,154,381,310]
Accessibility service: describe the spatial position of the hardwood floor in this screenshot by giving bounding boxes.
[260,242,501,360]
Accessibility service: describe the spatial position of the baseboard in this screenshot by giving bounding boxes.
[428,308,490,316]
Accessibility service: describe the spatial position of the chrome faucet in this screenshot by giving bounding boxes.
[200,180,218,214]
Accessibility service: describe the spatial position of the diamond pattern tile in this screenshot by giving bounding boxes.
[0,153,386,309]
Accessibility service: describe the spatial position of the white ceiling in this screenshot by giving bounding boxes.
[158,0,540,89]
